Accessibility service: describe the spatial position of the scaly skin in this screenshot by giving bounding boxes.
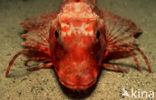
[49,0,106,90]
[6,0,151,90]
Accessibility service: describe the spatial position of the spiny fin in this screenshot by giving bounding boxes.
[101,11,141,49]
[20,12,56,31]
[20,12,56,48]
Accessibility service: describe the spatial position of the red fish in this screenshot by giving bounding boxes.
[6,0,151,90]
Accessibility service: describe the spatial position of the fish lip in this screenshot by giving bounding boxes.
[59,78,97,90]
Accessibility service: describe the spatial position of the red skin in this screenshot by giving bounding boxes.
[6,0,151,90]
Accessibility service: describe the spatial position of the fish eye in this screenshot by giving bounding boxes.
[55,30,59,38]
[96,31,100,39]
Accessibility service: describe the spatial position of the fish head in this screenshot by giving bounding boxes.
[49,2,106,90]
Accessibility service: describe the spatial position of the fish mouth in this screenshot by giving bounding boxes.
[59,78,97,90]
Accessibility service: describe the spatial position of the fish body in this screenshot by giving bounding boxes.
[6,0,151,90]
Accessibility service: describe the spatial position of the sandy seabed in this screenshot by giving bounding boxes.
[0,0,156,100]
